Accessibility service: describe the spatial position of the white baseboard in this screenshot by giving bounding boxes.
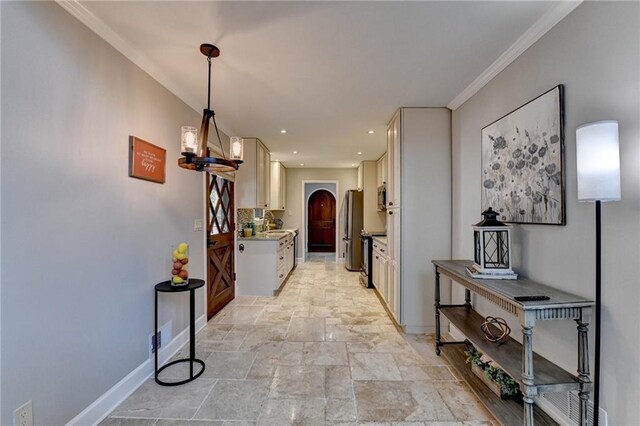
[449,323,464,341]
[66,315,207,426]
[404,325,437,334]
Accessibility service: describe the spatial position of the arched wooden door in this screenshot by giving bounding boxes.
[206,174,235,320]
[308,190,336,252]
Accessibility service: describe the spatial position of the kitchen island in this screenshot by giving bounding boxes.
[236,229,298,296]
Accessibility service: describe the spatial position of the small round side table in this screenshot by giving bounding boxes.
[154,279,205,386]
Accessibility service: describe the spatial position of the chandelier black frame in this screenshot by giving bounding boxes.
[178,44,243,173]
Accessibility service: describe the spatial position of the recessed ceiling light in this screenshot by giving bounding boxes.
[293,151,298,154]
[368,130,375,134]
[280,129,287,134]
[357,151,362,155]
[351,163,356,167]
[300,163,304,166]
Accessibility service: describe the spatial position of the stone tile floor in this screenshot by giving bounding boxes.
[101,256,495,426]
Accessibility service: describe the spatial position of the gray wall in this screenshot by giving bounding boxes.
[282,168,357,258]
[1,2,207,423]
[451,2,639,423]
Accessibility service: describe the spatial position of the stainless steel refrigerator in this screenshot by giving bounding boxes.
[343,189,364,271]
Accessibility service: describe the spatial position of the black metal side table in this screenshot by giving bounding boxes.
[154,279,205,386]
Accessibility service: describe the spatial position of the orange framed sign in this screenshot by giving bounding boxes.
[129,136,166,184]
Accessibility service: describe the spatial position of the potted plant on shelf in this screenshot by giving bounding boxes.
[464,341,521,400]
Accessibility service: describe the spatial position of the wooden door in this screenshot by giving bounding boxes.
[207,174,235,320]
[307,190,336,252]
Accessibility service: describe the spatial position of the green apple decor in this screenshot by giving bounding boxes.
[171,242,189,286]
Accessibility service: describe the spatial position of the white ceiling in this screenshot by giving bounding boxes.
[78,1,559,168]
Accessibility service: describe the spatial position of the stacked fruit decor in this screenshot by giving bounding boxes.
[171,242,189,286]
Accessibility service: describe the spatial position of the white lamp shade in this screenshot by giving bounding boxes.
[576,120,621,202]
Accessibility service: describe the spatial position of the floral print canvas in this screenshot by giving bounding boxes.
[481,85,565,225]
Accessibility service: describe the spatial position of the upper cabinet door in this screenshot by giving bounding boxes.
[256,142,271,209]
[387,110,401,208]
[270,161,287,210]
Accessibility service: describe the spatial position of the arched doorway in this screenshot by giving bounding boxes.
[307,189,336,253]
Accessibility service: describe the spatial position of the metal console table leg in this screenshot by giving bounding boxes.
[154,279,206,386]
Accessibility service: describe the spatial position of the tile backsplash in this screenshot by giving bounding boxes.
[237,208,275,236]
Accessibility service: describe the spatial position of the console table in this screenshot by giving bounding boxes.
[432,260,594,426]
[154,279,205,386]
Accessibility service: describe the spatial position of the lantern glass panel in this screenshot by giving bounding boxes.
[230,137,244,161]
[482,230,510,269]
[474,230,481,264]
[181,126,198,154]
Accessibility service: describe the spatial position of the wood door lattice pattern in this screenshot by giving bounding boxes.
[209,177,232,235]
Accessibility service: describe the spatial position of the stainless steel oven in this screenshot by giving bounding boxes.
[359,231,385,288]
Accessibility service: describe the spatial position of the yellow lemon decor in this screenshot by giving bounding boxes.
[171,242,189,286]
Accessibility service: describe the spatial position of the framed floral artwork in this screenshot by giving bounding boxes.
[481,85,565,225]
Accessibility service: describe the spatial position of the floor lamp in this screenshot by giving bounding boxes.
[576,120,621,426]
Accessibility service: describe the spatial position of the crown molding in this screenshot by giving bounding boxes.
[447,1,582,111]
[55,0,237,137]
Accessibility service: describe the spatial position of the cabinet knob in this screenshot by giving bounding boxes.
[280,256,284,260]
[389,211,393,215]
[389,202,394,206]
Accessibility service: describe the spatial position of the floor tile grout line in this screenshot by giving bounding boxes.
[190,378,218,420]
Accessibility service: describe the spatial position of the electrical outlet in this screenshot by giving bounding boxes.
[194,219,203,231]
[13,400,33,426]
[149,321,172,358]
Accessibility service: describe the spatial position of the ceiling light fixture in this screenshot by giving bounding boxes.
[351,163,356,167]
[357,151,362,155]
[368,130,375,134]
[293,151,298,154]
[300,163,304,166]
[281,129,287,134]
[179,44,243,173]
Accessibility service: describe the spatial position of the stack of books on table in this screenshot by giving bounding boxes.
[465,264,518,280]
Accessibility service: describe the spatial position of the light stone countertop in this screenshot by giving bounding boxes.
[238,228,298,241]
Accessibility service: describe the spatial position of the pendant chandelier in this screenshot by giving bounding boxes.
[178,43,243,173]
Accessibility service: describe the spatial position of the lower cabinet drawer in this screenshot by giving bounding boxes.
[277,249,286,270]
[277,264,287,285]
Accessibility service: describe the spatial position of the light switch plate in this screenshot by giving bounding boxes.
[194,219,203,231]
[13,400,32,426]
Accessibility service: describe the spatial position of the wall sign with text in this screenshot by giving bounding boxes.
[129,136,166,184]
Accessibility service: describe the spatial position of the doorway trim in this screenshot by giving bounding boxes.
[301,180,340,263]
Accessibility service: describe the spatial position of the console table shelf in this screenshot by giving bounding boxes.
[432,260,594,426]
[440,343,558,426]
[441,306,579,390]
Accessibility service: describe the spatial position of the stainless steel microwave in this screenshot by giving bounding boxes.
[377,185,386,210]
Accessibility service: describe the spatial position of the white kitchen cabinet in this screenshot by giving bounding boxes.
[361,161,385,231]
[236,137,271,209]
[386,111,401,208]
[237,233,295,296]
[384,108,451,332]
[270,161,287,210]
[376,153,387,188]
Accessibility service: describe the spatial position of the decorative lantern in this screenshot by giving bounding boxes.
[473,207,514,275]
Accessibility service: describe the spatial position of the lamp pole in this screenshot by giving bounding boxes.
[594,200,601,426]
